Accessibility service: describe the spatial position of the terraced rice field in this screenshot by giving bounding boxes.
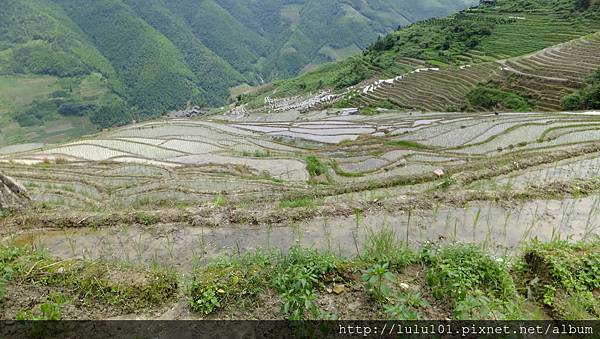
[1,110,600,213]
[352,31,600,112]
[3,109,600,321]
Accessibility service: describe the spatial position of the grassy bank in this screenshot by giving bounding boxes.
[1,234,598,320]
[186,235,600,320]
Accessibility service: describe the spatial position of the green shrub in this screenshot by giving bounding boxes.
[561,92,583,110]
[13,100,60,127]
[467,85,534,111]
[58,102,96,117]
[561,68,600,110]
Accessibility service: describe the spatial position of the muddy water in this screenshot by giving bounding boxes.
[9,196,600,271]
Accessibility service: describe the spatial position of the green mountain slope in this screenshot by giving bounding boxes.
[52,0,203,112]
[240,0,600,112]
[124,0,246,105]
[0,0,477,146]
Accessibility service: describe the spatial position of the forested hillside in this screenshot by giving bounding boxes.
[0,0,475,146]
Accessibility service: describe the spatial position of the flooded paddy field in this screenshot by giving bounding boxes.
[3,111,600,230]
[2,110,600,320]
[10,195,600,272]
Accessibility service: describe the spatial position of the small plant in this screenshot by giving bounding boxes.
[384,303,420,320]
[135,212,158,226]
[438,176,456,190]
[190,288,222,315]
[363,262,396,302]
[452,292,495,320]
[274,247,337,320]
[384,291,430,320]
[17,293,65,320]
[213,195,227,207]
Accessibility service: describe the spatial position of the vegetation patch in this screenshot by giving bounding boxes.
[522,239,600,319]
[187,247,340,320]
[421,244,523,319]
[0,244,177,313]
[467,85,535,111]
[305,155,332,184]
[242,150,272,158]
[187,233,600,320]
[561,68,600,110]
[279,196,322,209]
[187,252,271,315]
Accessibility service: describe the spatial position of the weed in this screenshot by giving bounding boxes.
[363,227,416,269]
[187,251,271,314]
[16,292,66,337]
[187,246,337,319]
[279,196,322,209]
[274,247,337,320]
[0,244,177,311]
[523,239,600,319]
[16,292,65,320]
[384,290,430,320]
[438,176,456,190]
[212,195,227,207]
[306,156,329,177]
[421,243,520,319]
[363,262,396,302]
[134,212,158,226]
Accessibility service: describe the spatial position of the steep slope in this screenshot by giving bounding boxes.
[355,32,600,112]
[260,0,478,79]
[52,0,204,113]
[123,0,246,105]
[0,0,477,146]
[239,0,600,112]
[0,0,116,78]
[161,0,270,80]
